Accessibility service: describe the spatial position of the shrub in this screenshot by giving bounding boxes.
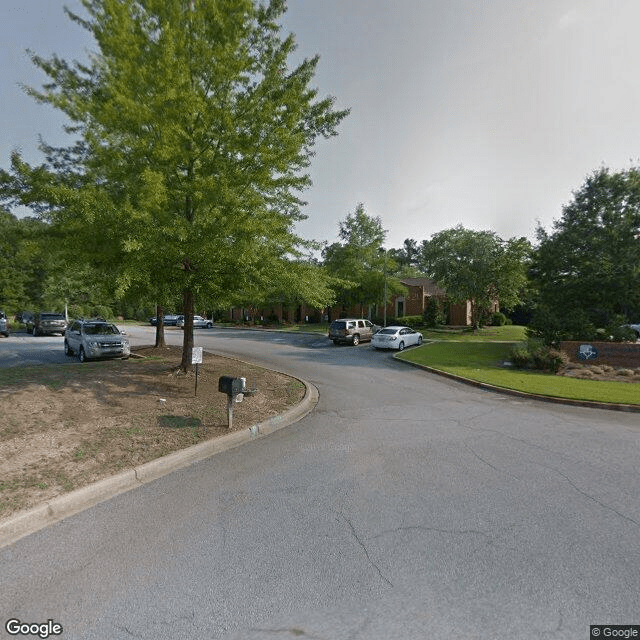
[509,340,569,373]
[91,305,113,320]
[402,315,423,328]
[423,297,447,328]
[489,312,508,326]
[135,307,155,322]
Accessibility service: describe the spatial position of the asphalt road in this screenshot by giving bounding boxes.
[1,326,639,640]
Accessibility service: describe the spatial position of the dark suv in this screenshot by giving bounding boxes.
[29,312,68,336]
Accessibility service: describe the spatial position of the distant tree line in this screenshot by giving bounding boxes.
[4,165,640,348]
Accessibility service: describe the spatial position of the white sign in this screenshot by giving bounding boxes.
[191,347,203,364]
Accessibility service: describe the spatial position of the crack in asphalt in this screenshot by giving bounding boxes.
[249,627,329,639]
[464,443,521,480]
[370,524,491,542]
[114,623,142,638]
[535,461,640,528]
[338,513,394,587]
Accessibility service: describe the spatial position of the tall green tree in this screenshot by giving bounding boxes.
[388,238,420,270]
[1,0,348,369]
[420,226,531,328]
[322,203,404,316]
[530,167,640,341]
[0,210,57,313]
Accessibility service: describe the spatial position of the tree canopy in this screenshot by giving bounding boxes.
[322,204,404,316]
[1,0,348,368]
[419,226,531,328]
[529,167,640,341]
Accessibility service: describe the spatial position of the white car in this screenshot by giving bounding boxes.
[177,315,213,329]
[371,325,423,351]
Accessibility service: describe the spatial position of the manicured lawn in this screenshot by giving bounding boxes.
[397,340,640,406]
[419,325,527,342]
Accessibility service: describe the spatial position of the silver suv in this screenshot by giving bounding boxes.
[64,319,130,362]
[328,318,380,345]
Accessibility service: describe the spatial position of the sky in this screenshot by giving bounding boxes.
[2,0,640,250]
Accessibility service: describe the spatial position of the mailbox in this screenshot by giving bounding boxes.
[218,376,244,396]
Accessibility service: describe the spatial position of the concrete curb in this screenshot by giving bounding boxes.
[0,377,319,549]
[394,354,640,413]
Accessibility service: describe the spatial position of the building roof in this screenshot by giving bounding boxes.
[399,277,446,296]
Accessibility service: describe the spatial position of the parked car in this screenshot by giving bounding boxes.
[149,314,181,326]
[28,312,67,336]
[0,311,9,337]
[328,318,380,345]
[64,319,130,362]
[15,311,34,326]
[624,323,640,339]
[371,325,423,351]
[177,315,213,329]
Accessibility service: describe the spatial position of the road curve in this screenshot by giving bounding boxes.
[1,327,639,640]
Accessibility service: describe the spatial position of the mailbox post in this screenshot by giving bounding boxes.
[218,376,245,429]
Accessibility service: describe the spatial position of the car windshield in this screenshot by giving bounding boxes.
[378,328,399,335]
[84,324,119,335]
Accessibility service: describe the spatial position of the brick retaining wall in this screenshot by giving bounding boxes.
[560,341,640,368]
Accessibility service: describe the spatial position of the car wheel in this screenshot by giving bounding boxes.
[417,336,423,345]
[64,340,73,356]
[78,347,86,363]
[333,339,339,345]
[398,341,405,351]
[352,334,360,346]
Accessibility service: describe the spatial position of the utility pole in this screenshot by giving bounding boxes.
[379,247,388,327]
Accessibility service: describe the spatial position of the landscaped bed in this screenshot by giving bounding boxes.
[397,340,640,407]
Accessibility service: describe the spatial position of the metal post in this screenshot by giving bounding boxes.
[383,252,388,328]
[227,395,234,429]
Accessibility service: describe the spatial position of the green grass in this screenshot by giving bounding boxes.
[397,340,640,406]
[418,324,527,342]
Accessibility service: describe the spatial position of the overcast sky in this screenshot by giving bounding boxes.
[2,0,640,249]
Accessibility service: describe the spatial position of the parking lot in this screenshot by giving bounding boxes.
[0,331,71,367]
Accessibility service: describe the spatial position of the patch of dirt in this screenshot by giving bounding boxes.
[0,346,305,522]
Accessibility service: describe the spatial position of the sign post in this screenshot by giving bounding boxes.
[192,347,203,396]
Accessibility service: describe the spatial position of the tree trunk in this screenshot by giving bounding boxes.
[154,304,165,348]
[179,289,194,372]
